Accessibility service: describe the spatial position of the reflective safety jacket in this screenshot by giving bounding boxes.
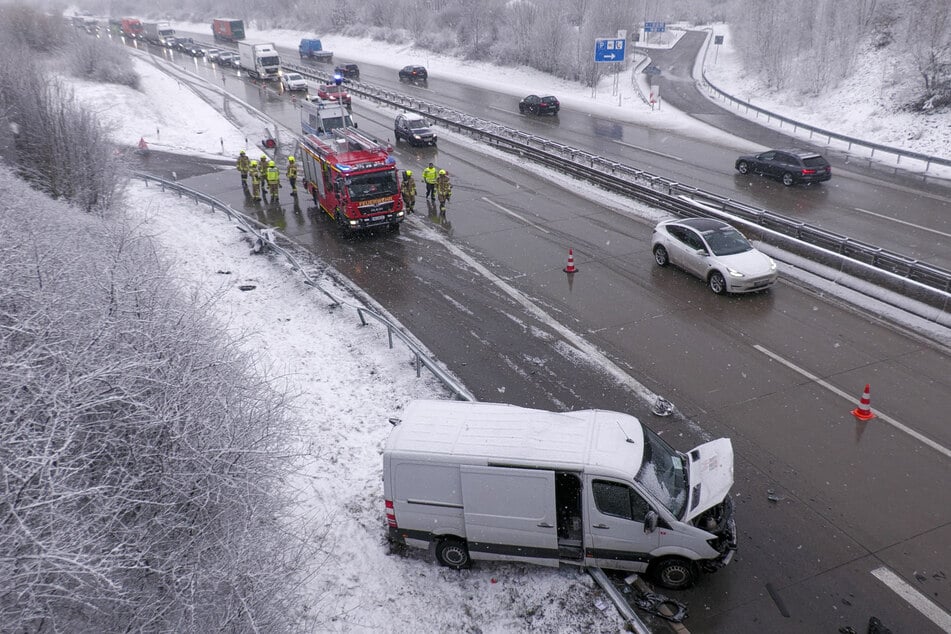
[422,166,437,184]
[266,166,280,185]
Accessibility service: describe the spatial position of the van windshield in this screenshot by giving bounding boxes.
[635,426,687,519]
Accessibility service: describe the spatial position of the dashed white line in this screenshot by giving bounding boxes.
[753,344,951,459]
[481,197,551,234]
[871,566,951,631]
[854,207,951,238]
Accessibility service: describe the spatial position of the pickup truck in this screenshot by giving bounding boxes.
[299,39,333,63]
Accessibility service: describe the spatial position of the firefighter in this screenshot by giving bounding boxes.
[266,160,280,202]
[259,154,269,184]
[249,160,262,201]
[286,156,298,195]
[236,150,250,187]
[435,169,452,214]
[422,162,437,200]
[401,170,416,213]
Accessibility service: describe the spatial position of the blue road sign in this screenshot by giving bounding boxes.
[644,21,667,33]
[594,38,626,63]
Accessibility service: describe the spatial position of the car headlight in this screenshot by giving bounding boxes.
[413,134,421,139]
[727,268,745,278]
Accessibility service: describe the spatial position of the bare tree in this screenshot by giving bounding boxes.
[906,0,951,99]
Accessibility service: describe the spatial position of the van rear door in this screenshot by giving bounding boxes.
[460,466,559,567]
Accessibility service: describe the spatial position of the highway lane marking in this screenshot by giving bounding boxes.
[854,207,951,239]
[482,197,552,234]
[871,566,951,630]
[753,344,951,459]
[612,139,683,161]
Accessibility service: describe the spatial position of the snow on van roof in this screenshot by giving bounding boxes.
[390,400,645,476]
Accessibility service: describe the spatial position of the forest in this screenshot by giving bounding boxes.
[65,0,951,108]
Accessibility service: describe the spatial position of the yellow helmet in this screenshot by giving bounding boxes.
[261,154,267,161]
[405,170,412,176]
[250,160,258,167]
[288,156,295,162]
[268,161,275,167]
[240,150,246,155]
[438,169,446,175]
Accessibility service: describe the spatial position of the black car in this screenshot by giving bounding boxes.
[394,114,437,147]
[519,94,560,115]
[735,148,832,186]
[174,37,194,52]
[398,65,428,84]
[334,63,360,81]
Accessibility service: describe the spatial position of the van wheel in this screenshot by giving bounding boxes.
[435,538,471,569]
[650,557,699,590]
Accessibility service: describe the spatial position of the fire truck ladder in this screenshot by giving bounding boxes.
[332,127,389,153]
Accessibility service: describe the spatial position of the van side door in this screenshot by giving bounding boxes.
[460,466,560,567]
[585,478,660,572]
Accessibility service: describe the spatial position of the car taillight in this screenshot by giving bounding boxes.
[385,499,397,527]
[801,169,816,175]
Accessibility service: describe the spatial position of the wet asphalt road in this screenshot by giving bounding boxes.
[125,32,951,634]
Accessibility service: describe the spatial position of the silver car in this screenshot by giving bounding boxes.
[651,217,777,294]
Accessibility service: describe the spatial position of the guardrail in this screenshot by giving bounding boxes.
[282,60,951,313]
[132,171,475,402]
[695,32,951,173]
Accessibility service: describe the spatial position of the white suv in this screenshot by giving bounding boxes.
[281,72,308,92]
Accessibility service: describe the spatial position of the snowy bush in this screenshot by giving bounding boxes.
[0,180,311,632]
[68,36,140,89]
[0,3,67,53]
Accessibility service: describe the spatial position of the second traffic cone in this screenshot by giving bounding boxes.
[851,384,875,421]
[564,248,578,273]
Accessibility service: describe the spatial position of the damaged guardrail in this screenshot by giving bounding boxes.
[132,171,475,402]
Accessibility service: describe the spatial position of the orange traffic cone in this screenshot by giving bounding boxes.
[851,384,875,421]
[564,248,578,273]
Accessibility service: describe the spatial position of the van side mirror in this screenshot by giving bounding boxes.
[644,510,658,533]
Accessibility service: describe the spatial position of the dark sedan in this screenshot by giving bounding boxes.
[519,94,560,115]
[398,65,428,84]
[394,114,437,147]
[735,148,831,186]
[334,63,360,81]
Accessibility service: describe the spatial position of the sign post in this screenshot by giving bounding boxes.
[714,34,724,64]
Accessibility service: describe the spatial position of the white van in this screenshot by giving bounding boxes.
[383,400,737,589]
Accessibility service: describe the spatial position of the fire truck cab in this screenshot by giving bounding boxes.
[298,128,404,232]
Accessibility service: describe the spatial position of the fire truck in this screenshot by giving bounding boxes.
[298,128,404,231]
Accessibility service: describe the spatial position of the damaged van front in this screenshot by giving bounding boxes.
[631,430,737,588]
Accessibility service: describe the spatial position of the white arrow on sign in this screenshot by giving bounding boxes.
[603,53,616,60]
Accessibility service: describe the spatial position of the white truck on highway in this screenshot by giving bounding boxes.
[142,21,176,47]
[237,41,281,81]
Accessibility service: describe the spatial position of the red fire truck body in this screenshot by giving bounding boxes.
[298,128,404,231]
